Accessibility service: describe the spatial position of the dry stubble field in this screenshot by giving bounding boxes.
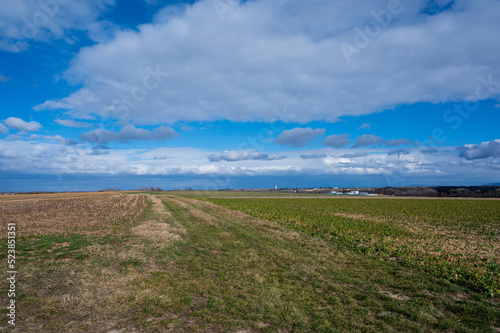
[1,192,499,332]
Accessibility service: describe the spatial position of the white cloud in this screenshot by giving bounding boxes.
[274,127,325,148]
[358,123,371,130]
[0,123,8,134]
[5,117,42,132]
[0,0,116,52]
[208,151,286,162]
[458,139,500,160]
[353,134,384,148]
[80,125,179,143]
[55,119,92,128]
[34,0,500,124]
[323,134,350,148]
[0,74,8,82]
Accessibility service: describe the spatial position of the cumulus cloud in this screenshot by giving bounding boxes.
[458,140,500,160]
[80,125,179,143]
[5,117,42,132]
[55,119,92,128]
[208,151,286,162]
[0,0,116,52]
[0,123,8,134]
[323,134,350,148]
[274,128,325,148]
[353,134,384,148]
[300,153,327,160]
[34,0,500,124]
[384,139,416,147]
[358,123,371,130]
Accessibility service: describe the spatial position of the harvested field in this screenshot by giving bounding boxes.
[0,192,148,236]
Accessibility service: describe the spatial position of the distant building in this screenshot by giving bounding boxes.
[329,190,375,196]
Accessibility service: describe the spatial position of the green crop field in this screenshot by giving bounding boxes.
[202,197,500,296]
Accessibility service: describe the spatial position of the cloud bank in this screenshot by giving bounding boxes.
[0,137,498,188]
[208,151,286,162]
[34,0,500,125]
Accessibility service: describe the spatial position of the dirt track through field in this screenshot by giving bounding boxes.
[131,194,186,243]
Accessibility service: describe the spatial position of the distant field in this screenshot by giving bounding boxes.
[1,192,499,332]
[168,190,500,199]
[202,197,500,296]
[159,191,333,198]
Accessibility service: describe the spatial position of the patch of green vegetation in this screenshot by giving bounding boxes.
[120,259,143,266]
[204,197,500,296]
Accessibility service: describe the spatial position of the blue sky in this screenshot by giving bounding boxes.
[0,0,499,191]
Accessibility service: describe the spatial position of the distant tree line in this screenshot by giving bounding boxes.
[371,186,500,198]
[98,188,121,192]
[137,186,164,192]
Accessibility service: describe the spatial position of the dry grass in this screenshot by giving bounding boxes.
[1,193,185,332]
[170,196,306,243]
[0,192,148,237]
[132,195,186,243]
